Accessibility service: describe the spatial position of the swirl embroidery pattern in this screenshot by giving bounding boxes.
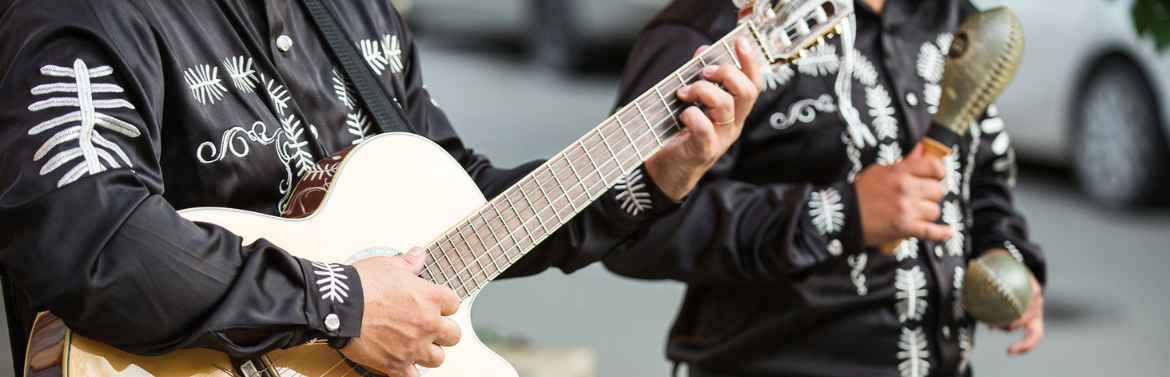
[769,94,837,130]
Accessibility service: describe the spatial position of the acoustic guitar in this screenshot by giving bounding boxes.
[23,1,851,375]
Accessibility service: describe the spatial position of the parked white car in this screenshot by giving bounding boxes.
[986,0,1170,206]
[406,0,669,69]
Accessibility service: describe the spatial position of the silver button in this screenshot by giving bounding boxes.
[827,239,843,256]
[276,35,294,53]
[934,245,944,258]
[942,326,952,339]
[324,313,341,332]
[906,92,919,107]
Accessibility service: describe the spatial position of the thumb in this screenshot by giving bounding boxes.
[909,142,925,159]
[399,247,428,275]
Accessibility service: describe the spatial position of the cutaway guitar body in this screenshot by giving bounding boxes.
[25,134,516,376]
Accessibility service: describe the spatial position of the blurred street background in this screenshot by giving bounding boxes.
[5,0,1170,375]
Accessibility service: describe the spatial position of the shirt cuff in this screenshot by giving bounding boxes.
[297,258,364,341]
[605,164,684,225]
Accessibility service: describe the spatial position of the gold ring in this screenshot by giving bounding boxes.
[716,118,736,127]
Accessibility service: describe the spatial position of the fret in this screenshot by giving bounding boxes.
[465,215,498,285]
[577,140,605,185]
[450,231,479,285]
[615,115,644,161]
[427,246,453,285]
[443,235,471,286]
[560,155,590,203]
[434,243,466,293]
[525,180,559,231]
[697,53,709,68]
[546,160,577,212]
[675,71,689,86]
[596,122,622,171]
[532,170,565,224]
[653,86,676,125]
[517,181,552,235]
[504,191,538,245]
[632,101,663,148]
[489,201,521,265]
[720,39,741,69]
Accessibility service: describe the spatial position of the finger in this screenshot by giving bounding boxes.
[432,284,460,316]
[904,154,947,180]
[901,221,952,242]
[678,81,734,127]
[700,64,757,107]
[735,37,765,91]
[693,44,711,59]
[678,106,717,157]
[417,344,446,368]
[909,177,947,202]
[433,317,462,347]
[400,247,428,275]
[386,365,420,377]
[1008,319,1044,355]
[913,199,941,222]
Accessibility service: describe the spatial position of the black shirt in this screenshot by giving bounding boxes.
[0,0,675,363]
[608,1,1046,376]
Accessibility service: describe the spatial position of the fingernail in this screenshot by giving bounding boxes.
[737,37,750,50]
[408,247,425,257]
[678,86,691,97]
[702,66,719,77]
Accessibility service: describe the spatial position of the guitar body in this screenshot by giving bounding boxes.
[24,133,517,376]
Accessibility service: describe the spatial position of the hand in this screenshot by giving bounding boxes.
[645,37,764,201]
[856,143,951,246]
[341,248,462,376]
[999,274,1044,355]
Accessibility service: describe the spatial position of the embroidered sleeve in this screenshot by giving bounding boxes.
[968,105,1046,285]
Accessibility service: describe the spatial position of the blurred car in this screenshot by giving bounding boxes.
[985,0,1170,206]
[406,0,669,69]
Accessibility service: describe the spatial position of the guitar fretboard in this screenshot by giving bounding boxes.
[420,24,759,300]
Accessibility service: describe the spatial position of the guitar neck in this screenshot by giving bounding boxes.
[420,23,761,300]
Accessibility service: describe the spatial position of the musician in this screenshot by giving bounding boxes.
[0,0,762,375]
[607,0,1045,376]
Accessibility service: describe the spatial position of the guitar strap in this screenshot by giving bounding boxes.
[300,0,411,134]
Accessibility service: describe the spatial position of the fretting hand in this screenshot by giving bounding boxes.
[645,37,764,201]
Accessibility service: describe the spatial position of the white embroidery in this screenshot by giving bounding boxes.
[894,238,919,261]
[937,33,955,53]
[763,64,795,91]
[844,133,863,182]
[221,56,258,94]
[942,201,965,256]
[280,114,315,177]
[769,94,837,130]
[877,143,903,166]
[331,69,357,110]
[382,34,405,74]
[954,265,966,314]
[613,168,653,216]
[262,74,291,117]
[917,34,951,115]
[850,49,879,87]
[809,188,845,235]
[357,39,389,76]
[898,327,931,377]
[312,262,351,304]
[847,253,868,296]
[183,64,228,105]
[923,83,942,115]
[958,326,973,373]
[28,59,140,187]
[943,146,962,194]
[1004,241,1025,262]
[867,86,899,140]
[196,121,279,163]
[797,43,840,77]
[896,266,928,322]
[346,112,373,145]
[827,239,843,256]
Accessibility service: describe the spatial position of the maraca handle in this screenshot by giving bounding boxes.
[879,139,952,254]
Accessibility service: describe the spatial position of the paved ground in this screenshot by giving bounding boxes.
[2,37,1168,377]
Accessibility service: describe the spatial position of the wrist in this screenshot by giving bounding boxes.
[644,158,696,202]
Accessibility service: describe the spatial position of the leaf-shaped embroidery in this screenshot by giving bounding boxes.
[943,147,962,194]
[917,42,945,84]
[937,33,955,53]
[280,114,315,177]
[942,201,965,256]
[28,59,140,187]
[262,74,291,117]
[847,253,868,296]
[897,327,931,377]
[877,143,903,166]
[866,85,899,140]
[957,326,973,373]
[331,69,357,110]
[797,44,840,77]
[923,83,942,114]
[954,265,966,314]
[357,39,388,76]
[312,262,351,304]
[346,111,373,145]
[221,56,258,94]
[183,64,228,105]
[613,168,653,216]
[894,238,919,262]
[808,188,845,235]
[850,49,879,87]
[382,34,405,74]
[895,266,928,322]
[1004,241,1025,262]
[764,64,795,91]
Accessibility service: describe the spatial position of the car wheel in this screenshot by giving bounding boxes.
[531,0,583,71]
[1073,59,1169,207]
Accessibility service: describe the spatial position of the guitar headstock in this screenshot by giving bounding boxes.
[742,0,853,64]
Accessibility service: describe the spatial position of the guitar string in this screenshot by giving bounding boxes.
[430,48,738,295]
[428,46,743,295]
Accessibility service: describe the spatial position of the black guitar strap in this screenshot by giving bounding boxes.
[300,0,410,134]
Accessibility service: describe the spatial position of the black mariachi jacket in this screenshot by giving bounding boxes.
[0,0,675,361]
[608,1,1045,376]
